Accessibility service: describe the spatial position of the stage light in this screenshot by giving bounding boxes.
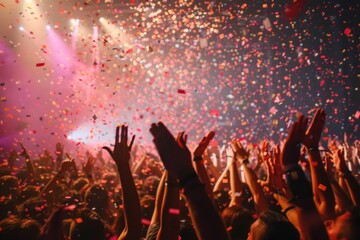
[70,19,80,25]
[99,17,105,22]
[19,26,25,31]
[46,25,51,30]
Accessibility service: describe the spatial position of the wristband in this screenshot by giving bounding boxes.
[282,205,296,214]
[193,156,203,161]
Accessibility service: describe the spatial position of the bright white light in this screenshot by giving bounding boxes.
[71,19,80,25]
[46,25,51,30]
[99,17,105,22]
[19,26,25,31]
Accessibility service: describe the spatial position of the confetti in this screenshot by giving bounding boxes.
[177,89,186,94]
[318,184,327,191]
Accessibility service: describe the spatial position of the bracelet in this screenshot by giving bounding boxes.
[282,205,296,214]
[193,156,203,161]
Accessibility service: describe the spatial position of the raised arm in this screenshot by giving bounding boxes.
[324,155,353,212]
[41,158,76,201]
[19,143,37,183]
[150,122,229,240]
[303,109,335,220]
[226,147,244,207]
[334,148,360,206]
[156,171,180,240]
[232,139,268,213]
[193,131,215,198]
[150,171,166,226]
[280,113,328,240]
[103,125,141,240]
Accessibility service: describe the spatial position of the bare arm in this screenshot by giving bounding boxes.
[324,156,353,212]
[280,112,328,240]
[226,147,244,206]
[150,171,166,225]
[103,125,141,240]
[232,139,268,213]
[193,131,215,198]
[334,148,360,206]
[156,171,180,240]
[150,123,229,240]
[303,109,335,220]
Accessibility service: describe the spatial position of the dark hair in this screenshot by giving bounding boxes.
[20,197,48,225]
[0,175,19,199]
[213,190,230,212]
[0,216,42,240]
[85,184,109,212]
[70,208,106,240]
[142,176,160,196]
[254,210,299,240]
[0,198,18,221]
[19,186,40,205]
[222,205,256,240]
[71,177,90,192]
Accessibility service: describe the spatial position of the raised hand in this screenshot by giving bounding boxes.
[231,139,250,163]
[281,114,308,167]
[103,125,135,167]
[19,143,30,159]
[150,122,193,182]
[303,109,326,149]
[333,148,349,173]
[193,131,215,158]
[83,154,96,177]
[259,143,286,194]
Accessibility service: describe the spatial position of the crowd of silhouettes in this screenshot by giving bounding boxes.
[0,108,360,240]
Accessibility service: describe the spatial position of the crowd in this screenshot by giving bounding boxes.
[0,108,359,240]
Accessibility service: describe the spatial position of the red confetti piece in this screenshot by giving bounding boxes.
[125,49,133,54]
[141,218,151,225]
[344,28,351,36]
[318,184,327,191]
[209,109,219,116]
[169,208,180,215]
[36,63,45,67]
[355,111,360,119]
[177,89,186,94]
